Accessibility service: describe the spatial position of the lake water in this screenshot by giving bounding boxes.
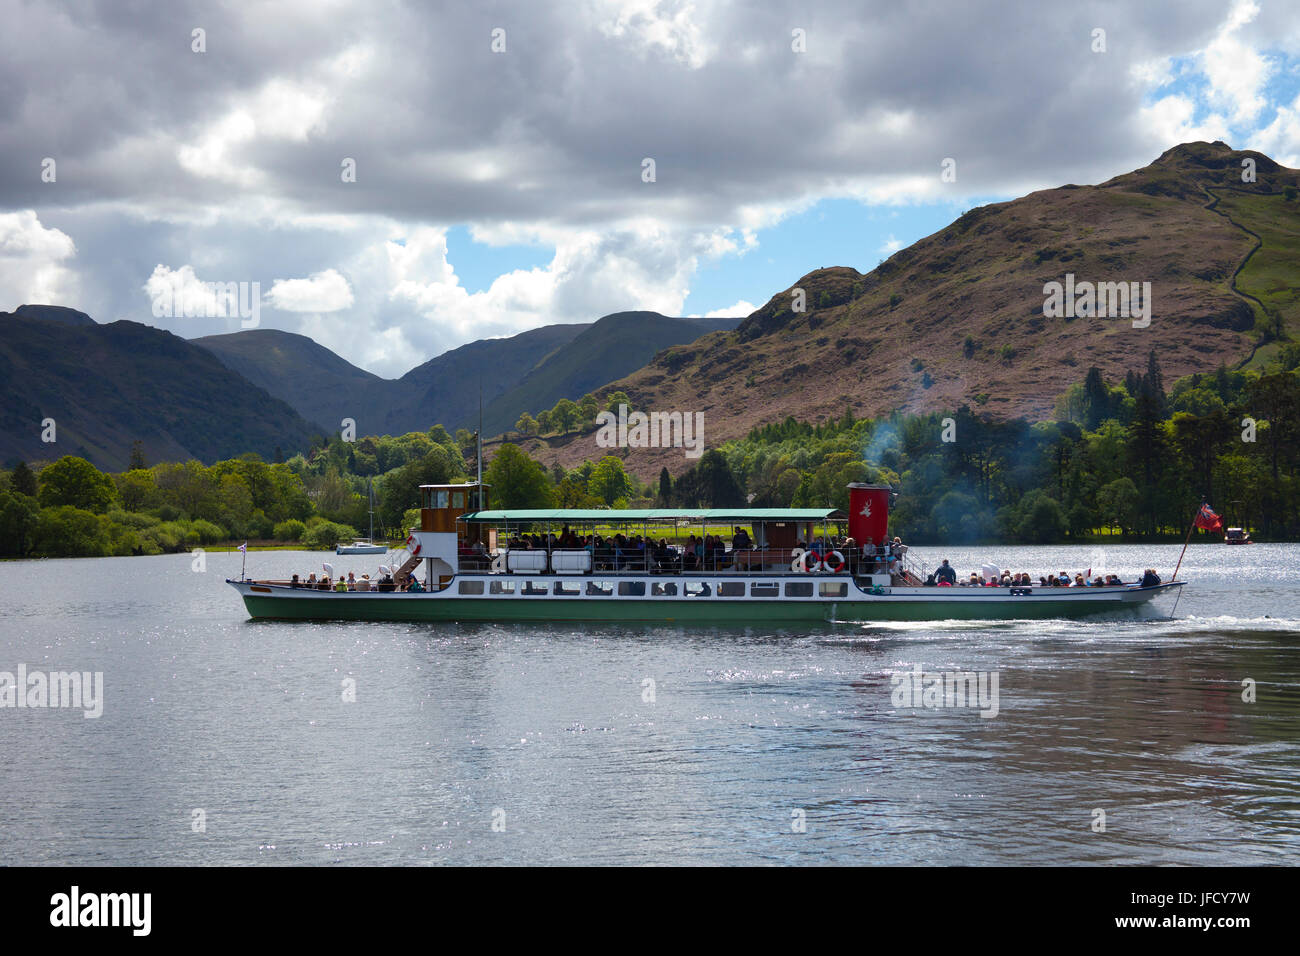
[1,543,1297,865]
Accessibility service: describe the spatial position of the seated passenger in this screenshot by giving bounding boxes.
[1141,568,1162,587]
[290,574,302,588]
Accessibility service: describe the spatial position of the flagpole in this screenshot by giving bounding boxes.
[240,543,247,580]
[1170,499,1202,582]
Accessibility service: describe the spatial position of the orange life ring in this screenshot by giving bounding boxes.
[406,534,422,557]
[822,550,845,573]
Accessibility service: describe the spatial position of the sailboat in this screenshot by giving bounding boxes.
[336,479,387,555]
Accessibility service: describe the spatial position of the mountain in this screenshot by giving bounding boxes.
[195,328,399,437]
[196,322,591,436]
[13,304,97,326]
[0,313,318,470]
[389,322,592,435]
[514,142,1300,478]
[193,312,736,438]
[480,312,740,435]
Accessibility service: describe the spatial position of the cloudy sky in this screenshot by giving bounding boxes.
[2,0,1298,377]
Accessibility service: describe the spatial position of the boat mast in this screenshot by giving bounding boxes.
[367,478,375,542]
[476,384,484,507]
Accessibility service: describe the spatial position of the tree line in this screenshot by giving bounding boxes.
[2,349,1297,557]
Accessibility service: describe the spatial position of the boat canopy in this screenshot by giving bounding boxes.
[457,507,846,524]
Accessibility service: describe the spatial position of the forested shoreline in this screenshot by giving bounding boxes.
[2,350,1297,558]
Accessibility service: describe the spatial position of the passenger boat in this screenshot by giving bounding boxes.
[1224,527,1252,545]
[229,482,1181,623]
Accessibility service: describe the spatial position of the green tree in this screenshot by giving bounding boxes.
[536,409,553,435]
[37,456,116,513]
[30,505,112,557]
[0,490,40,556]
[589,456,631,505]
[1009,490,1067,543]
[551,398,580,435]
[129,440,148,470]
[11,461,37,497]
[516,412,538,437]
[1097,476,1140,535]
[485,444,553,509]
[605,390,632,413]
[657,467,672,505]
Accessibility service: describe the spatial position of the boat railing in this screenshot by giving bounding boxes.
[467,545,902,576]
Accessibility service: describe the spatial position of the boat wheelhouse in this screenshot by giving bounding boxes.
[229,481,1181,623]
[1224,527,1252,545]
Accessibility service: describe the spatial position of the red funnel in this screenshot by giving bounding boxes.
[847,483,891,547]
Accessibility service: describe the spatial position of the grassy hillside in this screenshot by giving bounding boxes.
[195,328,396,434]
[0,315,318,470]
[519,141,1299,479]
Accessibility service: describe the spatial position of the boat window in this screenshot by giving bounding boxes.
[651,582,677,596]
[586,581,614,596]
[489,580,515,594]
[718,582,745,597]
[433,490,449,508]
[750,583,779,597]
[451,492,465,509]
[458,580,485,595]
[522,581,548,595]
[618,581,646,596]
[785,582,814,597]
[684,582,711,597]
[819,582,848,598]
[553,581,580,596]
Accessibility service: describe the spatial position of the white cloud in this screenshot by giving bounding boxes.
[1201,0,1271,126]
[1138,95,1231,146]
[879,234,904,254]
[142,264,246,319]
[692,299,756,318]
[266,269,354,312]
[0,210,78,306]
[1252,91,1300,167]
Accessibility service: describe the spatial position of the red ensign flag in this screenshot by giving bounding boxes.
[1194,503,1222,532]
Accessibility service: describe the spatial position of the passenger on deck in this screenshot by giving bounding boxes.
[307,573,317,587]
[290,574,302,588]
[333,578,347,592]
[1141,569,1162,587]
[347,572,357,591]
[935,559,957,585]
[407,578,424,592]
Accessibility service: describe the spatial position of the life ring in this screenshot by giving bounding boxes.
[405,534,422,557]
[801,550,823,573]
[822,550,845,573]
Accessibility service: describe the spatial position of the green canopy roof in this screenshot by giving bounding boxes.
[458,507,846,524]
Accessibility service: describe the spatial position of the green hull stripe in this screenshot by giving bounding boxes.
[239,594,1155,623]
